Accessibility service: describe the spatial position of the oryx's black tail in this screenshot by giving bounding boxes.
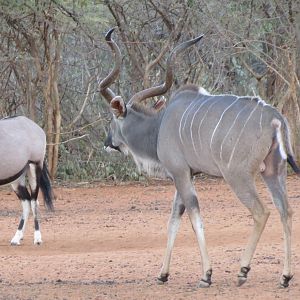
[39,162,54,211]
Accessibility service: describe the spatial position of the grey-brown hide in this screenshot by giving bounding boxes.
[107,102,166,177]
[0,116,54,246]
[0,116,45,179]
[100,28,299,289]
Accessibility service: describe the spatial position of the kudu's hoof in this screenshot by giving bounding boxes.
[198,279,211,288]
[157,273,169,284]
[237,276,247,287]
[280,275,293,288]
[198,269,212,288]
[237,266,250,287]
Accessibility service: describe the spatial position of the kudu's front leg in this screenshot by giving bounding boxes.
[158,191,185,283]
[175,175,212,288]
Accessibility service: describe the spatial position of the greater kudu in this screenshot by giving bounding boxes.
[100,28,299,288]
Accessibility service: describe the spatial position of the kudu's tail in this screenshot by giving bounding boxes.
[280,117,300,176]
[39,162,55,211]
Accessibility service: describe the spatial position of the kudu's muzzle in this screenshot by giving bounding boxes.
[104,133,121,153]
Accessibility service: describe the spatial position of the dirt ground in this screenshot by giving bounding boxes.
[0,175,299,300]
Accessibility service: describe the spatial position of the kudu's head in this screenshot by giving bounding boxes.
[100,28,203,154]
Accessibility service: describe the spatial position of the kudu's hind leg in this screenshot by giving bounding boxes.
[28,163,43,245]
[262,158,293,288]
[11,174,31,245]
[227,175,270,287]
[158,191,185,284]
[174,173,212,287]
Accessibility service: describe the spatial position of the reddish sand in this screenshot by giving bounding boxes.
[0,175,299,299]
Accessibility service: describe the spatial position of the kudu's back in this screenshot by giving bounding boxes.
[157,86,289,179]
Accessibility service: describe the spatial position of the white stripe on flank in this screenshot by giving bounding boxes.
[220,100,254,163]
[210,97,240,150]
[197,97,218,151]
[183,100,200,135]
[197,97,219,149]
[227,101,260,168]
[259,104,264,134]
[190,96,214,157]
[179,100,197,145]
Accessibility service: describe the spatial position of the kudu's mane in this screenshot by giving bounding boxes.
[130,84,210,116]
[171,84,210,100]
[171,85,268,108]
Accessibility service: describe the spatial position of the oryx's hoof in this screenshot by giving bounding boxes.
[157,273,169,284]
[280,274,293,288]
[10,231,23,246]
[10,241,21,246]
[237,266,251,287]
[34,231,42,245]
[198,269,212,288]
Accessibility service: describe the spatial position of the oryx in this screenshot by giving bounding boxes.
[0,116,54,245]
[100,28,299,288]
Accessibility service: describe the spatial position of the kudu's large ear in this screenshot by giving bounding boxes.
[110,96,127,118]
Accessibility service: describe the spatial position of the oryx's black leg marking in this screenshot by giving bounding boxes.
[15,186,31,233]
[15,185,31,201]
[11,184,31,245]
[34,219,40,231]
[31,199,42,245]
[29,165,42,199]
[29,164,43,245]
[17,219,25,230]
[16,185,30,230]
[237,266,251,287]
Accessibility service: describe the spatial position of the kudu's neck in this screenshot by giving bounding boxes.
[124,108,167,178]
[125,108,165,162]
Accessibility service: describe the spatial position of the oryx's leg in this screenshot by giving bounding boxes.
[11,174,31,245]
[28,163,43,245]
[226,174,270,287]
[262,152,293,288]
[158,191,185,283]
[174,172,212,287]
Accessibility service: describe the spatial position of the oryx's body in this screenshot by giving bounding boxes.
[100,28,299,288]
[0,116,54,245]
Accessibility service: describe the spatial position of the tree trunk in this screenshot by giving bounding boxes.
[44,30,62,179]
